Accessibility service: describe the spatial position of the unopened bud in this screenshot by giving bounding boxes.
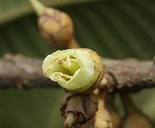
[61,92,98,127]
[30,0,75,48]
[121,110,152,128]
[120,93,152,128]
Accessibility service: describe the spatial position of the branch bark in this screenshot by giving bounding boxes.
[0,54,57,89]
[102,58,155,91]
[0,54,155,90]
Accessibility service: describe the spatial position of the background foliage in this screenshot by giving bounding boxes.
[0,0,155,128]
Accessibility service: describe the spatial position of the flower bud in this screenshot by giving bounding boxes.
[42,48,103,93]
[121,110,152,128]
[61,92,98,127]
[120,93,152,128]
[30,0,75,48]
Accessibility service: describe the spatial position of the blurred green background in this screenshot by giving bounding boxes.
[0,0,155,128]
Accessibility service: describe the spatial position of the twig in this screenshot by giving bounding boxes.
[0,54,57,89]
[102,58,155,91]
[0,54,155,90]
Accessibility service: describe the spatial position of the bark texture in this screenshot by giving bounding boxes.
[103,58,155,90]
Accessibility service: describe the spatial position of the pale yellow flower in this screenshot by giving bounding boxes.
[42,48,103,93]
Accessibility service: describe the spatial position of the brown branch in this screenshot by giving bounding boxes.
[0,54,155,90]
[102,58,155,91]
[0,54,57,89]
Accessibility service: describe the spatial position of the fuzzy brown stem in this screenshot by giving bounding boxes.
[0,54,155,90]
[0,54,57,89]
[102,58,155,91]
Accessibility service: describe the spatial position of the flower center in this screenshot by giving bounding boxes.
[46,55,80,81]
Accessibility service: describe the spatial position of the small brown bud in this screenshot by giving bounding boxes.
[38,8,73,48]
[30,0,76,48]
[121,110,152,128]
[120,92,153,128]
[61,92,98,127]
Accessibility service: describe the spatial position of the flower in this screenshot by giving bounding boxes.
[42,48,103,93]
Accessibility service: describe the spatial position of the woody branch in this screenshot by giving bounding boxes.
[0,53,154,90]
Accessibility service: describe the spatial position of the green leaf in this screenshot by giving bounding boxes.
[0,0,155,128]
[0,0,95,24]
